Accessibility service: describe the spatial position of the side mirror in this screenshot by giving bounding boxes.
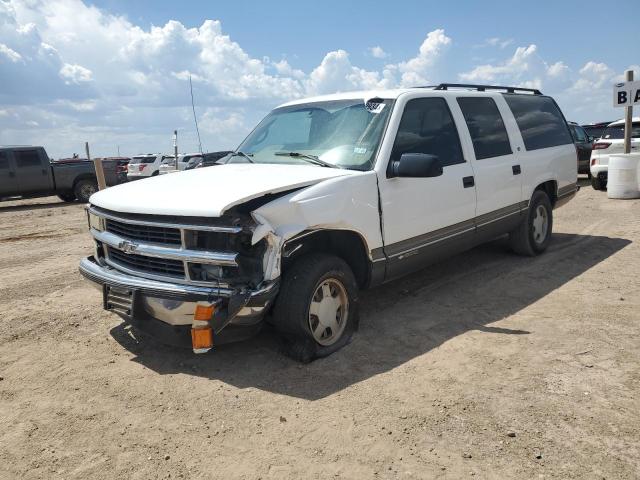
[391,153,443,178]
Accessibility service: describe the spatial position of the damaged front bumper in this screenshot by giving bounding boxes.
[79,256,279,349]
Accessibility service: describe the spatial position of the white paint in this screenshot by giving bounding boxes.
[90,163,355,217]
[607,153,640,199]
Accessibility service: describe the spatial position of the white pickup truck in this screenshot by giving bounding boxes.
[80,83,578,362]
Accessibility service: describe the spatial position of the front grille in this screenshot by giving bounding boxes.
[108,248,185,278]
[105,219,182,246]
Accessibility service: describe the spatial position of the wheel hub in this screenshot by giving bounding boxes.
[532,205,548,244]
[308,278,348,346]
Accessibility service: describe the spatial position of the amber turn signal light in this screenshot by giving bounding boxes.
[194,304,215,321]
[191,327,213,350]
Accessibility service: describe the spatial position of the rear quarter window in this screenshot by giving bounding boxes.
[503,94,573,151]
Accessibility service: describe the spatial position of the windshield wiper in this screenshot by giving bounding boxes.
[274,151,339,168]
[229,151,255,163]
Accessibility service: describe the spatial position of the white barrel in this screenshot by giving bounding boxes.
[607,153,640,199]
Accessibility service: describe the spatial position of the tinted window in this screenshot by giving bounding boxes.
[0,152,8,169]
[391,97,464,167]
[601,122,640,140]
[503,95,573,150]
[457,97,512,160]
[583,126,606,139]
[14,150,41,168]
[570,125,588,143]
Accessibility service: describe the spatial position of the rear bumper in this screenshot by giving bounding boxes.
[79,256,278,347]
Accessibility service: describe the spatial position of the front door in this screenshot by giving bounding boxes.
[13,148,52,195]
[0,150,19,197]
[377,96,477,280]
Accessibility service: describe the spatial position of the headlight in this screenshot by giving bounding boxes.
[87,210,104,231]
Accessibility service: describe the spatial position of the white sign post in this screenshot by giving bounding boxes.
[613,70,637,154]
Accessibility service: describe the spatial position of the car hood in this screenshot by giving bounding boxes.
[89,163,357,217]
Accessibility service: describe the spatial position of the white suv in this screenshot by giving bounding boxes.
[590,117,640,190]
[126,154,171,180]
[158,153,203,175]
[81,84,578,362]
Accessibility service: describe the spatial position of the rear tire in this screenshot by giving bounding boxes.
[74,178,98,203]
[273,253,359,363]
[509,190,553,257]
[57,192,76,202]
[591,176,605,190]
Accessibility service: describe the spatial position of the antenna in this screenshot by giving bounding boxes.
[189,74,204,154]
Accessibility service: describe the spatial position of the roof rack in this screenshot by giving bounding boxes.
[420,83,542,95]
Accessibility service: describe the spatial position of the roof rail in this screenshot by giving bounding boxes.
[421,83,542,95]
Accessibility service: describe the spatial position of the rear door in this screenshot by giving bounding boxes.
[0,150,20,196]
[453,95,524,234]
[13,148,53,195]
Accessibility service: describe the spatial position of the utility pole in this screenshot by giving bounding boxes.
[117,145,120,157]
[173,130,179,171]
[624,70,634,154]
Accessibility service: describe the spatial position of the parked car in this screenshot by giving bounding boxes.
[126,154,169,180]
[188,151,233,169]
[80,83,577,362]
[590,117,640,190]
[159,153,203,174]
[1,146,99,203]
[581,121,615,141]
[98,157,131,185]
[568,122,593,175]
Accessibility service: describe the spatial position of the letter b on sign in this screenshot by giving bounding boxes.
[618,91,628,105]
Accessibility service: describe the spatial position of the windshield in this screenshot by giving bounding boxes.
[601,122,640,139]
[235,98,394,171]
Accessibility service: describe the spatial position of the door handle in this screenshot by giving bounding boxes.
[512,165,521,175]
[462,176,475,188]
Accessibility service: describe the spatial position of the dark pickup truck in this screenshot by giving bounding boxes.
[0,146,99,203]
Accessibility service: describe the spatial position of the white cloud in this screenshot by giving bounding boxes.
[369,46,388,59]
[0,42,22,62]
[393,29,451,86]
[59,62,93,83]
[476,37,513,49]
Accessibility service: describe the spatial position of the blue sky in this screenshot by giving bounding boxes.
[1,0,638,157]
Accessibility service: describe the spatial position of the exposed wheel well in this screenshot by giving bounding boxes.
[281,230,371,288]
[534,180,557,207]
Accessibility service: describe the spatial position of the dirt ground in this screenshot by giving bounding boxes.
[0,179,639,479]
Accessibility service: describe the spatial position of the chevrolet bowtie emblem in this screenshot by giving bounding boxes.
[118,240,138,254]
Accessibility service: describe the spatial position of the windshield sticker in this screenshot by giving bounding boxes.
[365,100,385,113]
[353,147,367,154]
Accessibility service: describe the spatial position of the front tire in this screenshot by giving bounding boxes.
[509,190,553,256]
[273,253,359,363]
[74,178,98,203]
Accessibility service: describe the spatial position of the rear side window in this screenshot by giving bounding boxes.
[391,97,464,167]
[503,95,573,150]
[601,122,640,139]
[0,152,8,169]
[457,97,512,160]
[14,149,42,168]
